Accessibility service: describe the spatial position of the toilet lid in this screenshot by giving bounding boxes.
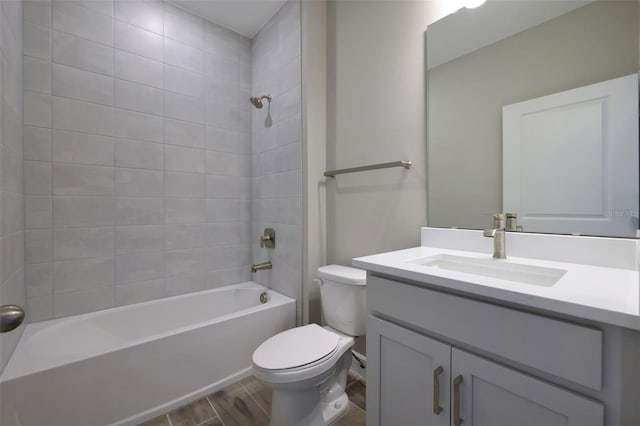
[253,324,339,370]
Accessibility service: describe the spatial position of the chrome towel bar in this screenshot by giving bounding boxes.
[324,160,412,178]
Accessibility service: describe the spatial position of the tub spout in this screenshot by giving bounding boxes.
[251,261,272,273]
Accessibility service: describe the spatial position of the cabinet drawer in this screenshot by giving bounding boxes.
[368,275,603,390]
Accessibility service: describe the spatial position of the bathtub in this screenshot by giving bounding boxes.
[0,282,295,426]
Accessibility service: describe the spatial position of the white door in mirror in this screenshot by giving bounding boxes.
[502,73,639,237]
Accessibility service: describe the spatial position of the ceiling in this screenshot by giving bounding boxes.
[170,0,287,38]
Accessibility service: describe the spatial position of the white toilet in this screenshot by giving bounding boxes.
[251,265,367,426]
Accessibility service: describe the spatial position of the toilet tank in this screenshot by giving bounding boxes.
[317,265,367,336]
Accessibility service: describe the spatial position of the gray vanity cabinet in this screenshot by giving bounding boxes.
[366,275,609,426]
[367,315,603,426]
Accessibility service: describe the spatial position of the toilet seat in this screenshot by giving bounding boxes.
[252,325,354,385]
[253,324,339,370]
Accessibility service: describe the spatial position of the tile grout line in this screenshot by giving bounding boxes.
[162,0,168,300]
[205,395,226,426]
[164,413,173,426]
[239,381,270,418]
[194,415,220,426]
[112,0,117,308]
[48,0,54,319]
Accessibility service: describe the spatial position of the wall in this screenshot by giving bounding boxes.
[0,0,24,373]
[427,1,639,229]
[23,0,253,321]
[251,0,303,323]
[325,0,454,354]
[326,0,451,265]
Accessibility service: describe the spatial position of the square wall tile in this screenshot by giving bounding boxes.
[24,126,51,162]
[115,198,164,225]
[114,20,163,62]
[52,1,113,46]
[115,168,164,197]
[52,31,114,76]
[115,79,163,116]
[52,130,114,166]
[52,64,114,106]
[53,163,114,196]
[24,21,50,60]
[53,257,115,293]
[53,197,114,228]
[165,145,205,173]
[115,139,163,170]
[25,196,52,229]
[24,161,52,195]
[54,286,115,317]
[115,50,163,89]
[24,91,51,128]
[114,0,164,35]
[24,56,51,94]
[53,227,114,260]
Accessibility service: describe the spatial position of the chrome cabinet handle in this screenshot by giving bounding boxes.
[433,366,443,414]
[453,375,463,426]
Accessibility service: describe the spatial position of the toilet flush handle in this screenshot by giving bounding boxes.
[313,278,323,287]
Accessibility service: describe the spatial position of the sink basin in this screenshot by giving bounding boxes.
[408,254,567,287]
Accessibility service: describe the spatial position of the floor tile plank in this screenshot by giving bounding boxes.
[138,414,171,426]
[167,397,216,426]
[209,382,271,426]
[240,376,273,416]
[138,373,366,426]
[198,418,223,426]
[346,379,366,411]
[331,402,366,426]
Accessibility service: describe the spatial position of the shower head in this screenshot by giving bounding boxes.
[250,95,272,109]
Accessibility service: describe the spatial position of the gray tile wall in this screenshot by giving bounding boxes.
[0,0,25,372]
[250,0,303,323]
[23,0,253,321]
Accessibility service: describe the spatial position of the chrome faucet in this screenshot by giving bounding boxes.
[483,227,506,259]
[251,261,272,273]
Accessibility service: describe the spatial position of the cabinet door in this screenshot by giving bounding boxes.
[451,348,604,426]
[367,316,450,426]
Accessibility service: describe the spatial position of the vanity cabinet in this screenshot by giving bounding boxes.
[364,274,626,426]
[367,316,603,426]
[367,316,450,426]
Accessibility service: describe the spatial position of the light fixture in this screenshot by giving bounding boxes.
[465,0,486,8]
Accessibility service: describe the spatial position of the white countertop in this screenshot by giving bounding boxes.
[353,244,640,330]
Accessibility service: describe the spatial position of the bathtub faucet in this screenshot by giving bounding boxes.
[251,261,272,273]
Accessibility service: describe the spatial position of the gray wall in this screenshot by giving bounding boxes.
[250,0,303,323]
[23,0,253,321]
[326,0,450,266]
[325,0,452,355]
[427,1,639,229]
[0,0,24,373]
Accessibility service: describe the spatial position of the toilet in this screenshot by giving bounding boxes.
[251,265,367,426]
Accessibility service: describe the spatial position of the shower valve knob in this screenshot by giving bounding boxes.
[260,228,276,248]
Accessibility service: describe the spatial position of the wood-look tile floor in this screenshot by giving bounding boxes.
[139,372,366,426]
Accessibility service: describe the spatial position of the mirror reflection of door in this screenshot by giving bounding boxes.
[503,74,639,237]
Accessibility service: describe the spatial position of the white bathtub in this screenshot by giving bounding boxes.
[0,282,295,426]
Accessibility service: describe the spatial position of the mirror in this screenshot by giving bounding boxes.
[426,0,639,237]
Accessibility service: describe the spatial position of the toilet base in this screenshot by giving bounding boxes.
[270,386,326,426]
[322,392,349,424]
[265,346,353,426]
[269,386,349,426]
